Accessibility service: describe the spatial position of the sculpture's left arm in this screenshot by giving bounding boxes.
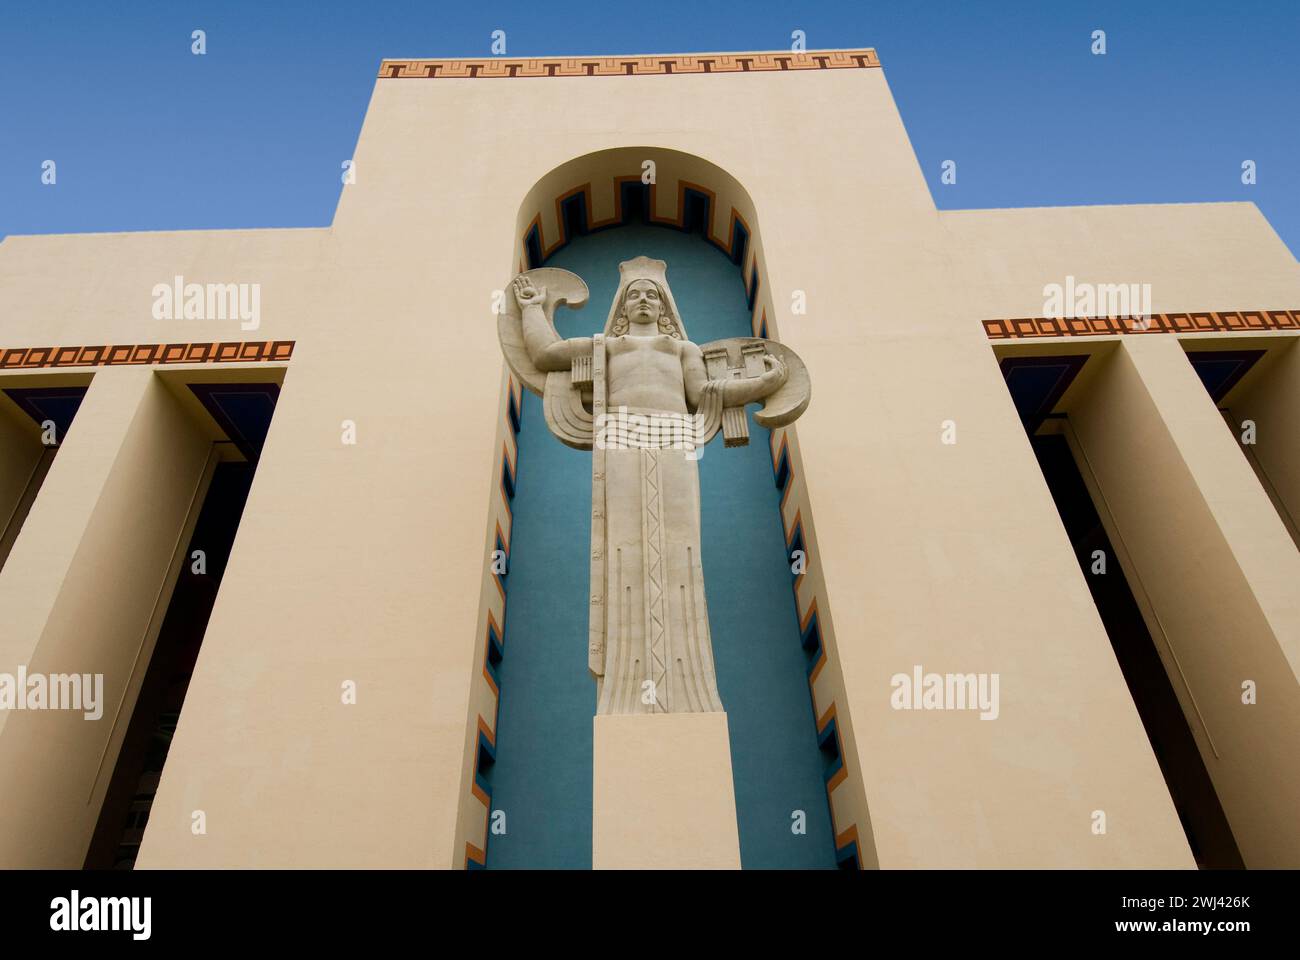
[721,353,787,405]
[682,340,789,411]
[682,341,709,412]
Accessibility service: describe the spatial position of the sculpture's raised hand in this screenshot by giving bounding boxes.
[758,353,788,394]
[513,276,547,309]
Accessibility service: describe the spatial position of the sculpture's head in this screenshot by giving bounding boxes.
[612,279,681,338]
[619,280,665,333]
[605,256,686,339]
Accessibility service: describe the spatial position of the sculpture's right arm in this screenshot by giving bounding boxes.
[521,301,592,372]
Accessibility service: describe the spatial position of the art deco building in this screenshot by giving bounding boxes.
[0,49,1296,870]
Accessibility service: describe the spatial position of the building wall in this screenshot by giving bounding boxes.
[0,50,1296,868]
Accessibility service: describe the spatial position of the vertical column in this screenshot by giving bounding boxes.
[0,368,212,868]
[593,713,741,868]
[1232,339,1300,537]
[1070,336,1300,868]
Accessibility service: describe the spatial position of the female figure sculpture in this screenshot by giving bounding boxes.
[498,256,810,714]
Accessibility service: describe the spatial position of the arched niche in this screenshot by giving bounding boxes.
[458,146,875,871]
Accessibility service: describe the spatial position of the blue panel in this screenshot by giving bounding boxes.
[487,223,835,869]
[483,396,593,869]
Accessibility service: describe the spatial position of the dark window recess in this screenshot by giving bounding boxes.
[1029,433,1244,869]
[682,189,710,236]
[506,391,521,435]
[524,225,543,271]
[619,181,650,224]
[83,461,257,869]
[1185,350,1264,404]
[729,218,748,267]
[560,192,589,242]
[773,446,791,491]
[3,385,87,444]
[835,838,860,870]
[0,386,89,571]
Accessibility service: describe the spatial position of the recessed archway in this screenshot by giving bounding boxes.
[457,147,872,869]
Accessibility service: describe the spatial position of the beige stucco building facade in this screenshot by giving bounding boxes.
[0,49,1296,870]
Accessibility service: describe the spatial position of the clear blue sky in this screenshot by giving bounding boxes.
[2,0,1297,256]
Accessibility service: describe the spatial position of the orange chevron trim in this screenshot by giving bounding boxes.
[798,585,818,635]
[465,842,486,868]
[524,175,760,271]
[826,761,848,792]
[816,701,837,734]
[785,507,802,549]
[809,644,828,687]
[477,714,496,748]
[834,824,864,869]
[470,715,495,809]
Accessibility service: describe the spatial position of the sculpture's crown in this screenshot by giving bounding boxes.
[606,256,687,339]
[618,256,670,290]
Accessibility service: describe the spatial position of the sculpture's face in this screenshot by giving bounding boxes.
[622,280,664,331]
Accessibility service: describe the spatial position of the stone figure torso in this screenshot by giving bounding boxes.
[605,334,690,414]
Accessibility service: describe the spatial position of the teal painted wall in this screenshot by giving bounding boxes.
[485,223,835,868]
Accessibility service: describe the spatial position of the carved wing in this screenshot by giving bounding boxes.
[542,369,596,450]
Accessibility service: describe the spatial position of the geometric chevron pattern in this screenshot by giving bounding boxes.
[770,428,864,868]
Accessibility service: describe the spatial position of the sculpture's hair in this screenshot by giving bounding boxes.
[611,280,681,339]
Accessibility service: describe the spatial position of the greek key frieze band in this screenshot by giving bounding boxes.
[0,341,295,370]
[380,49,879,79]
[984,310,1299,340]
